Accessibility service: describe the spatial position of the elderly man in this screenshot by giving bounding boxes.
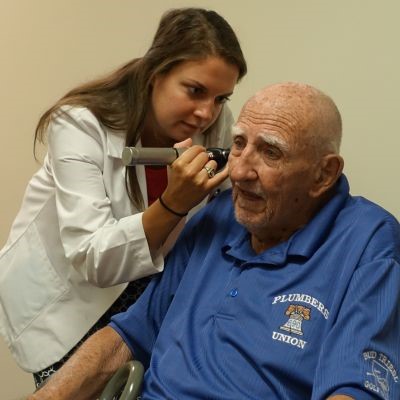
[30,83,400,400]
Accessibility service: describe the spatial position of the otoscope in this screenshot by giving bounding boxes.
[121,147,230,171]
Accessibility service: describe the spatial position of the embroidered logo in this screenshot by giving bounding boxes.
[271,304,311,349]
[279,304,311,336]
[363,350,398,399]
[271,293,328,350]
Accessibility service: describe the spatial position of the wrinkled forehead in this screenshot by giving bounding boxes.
[235,85,314,141]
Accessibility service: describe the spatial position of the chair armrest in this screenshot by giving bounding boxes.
[99,360,144,400]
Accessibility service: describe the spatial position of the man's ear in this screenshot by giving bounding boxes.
[309,154,344,198]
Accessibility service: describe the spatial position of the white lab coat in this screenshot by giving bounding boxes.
[0,105,233,372]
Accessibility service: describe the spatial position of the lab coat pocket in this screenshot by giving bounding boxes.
[0,222,68,343]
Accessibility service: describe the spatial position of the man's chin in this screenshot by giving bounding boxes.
[234,208,267,232]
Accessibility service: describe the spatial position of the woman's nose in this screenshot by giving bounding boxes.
[193,99,215,122]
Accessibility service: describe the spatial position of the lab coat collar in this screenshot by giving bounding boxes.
[106,130,128,159]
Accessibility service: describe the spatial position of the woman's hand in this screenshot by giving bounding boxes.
[161,139,229,215]
[142,138,228,256]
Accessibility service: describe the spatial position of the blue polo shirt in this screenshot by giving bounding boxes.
[110,175,400,400]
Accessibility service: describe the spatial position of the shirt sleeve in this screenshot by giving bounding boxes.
[312,257,400,400]
[48,107,163,287]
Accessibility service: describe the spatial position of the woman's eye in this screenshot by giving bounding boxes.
[187,86,203,95]
[216,95,230,104]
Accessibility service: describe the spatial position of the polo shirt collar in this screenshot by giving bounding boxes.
[223,175,350,266]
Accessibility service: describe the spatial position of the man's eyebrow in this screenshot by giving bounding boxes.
[231,125,245,137]
[232,126,290,152]
[259,132,290,152]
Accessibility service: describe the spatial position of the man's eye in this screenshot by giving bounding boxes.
[232,137,246,150]
[263,147,281,160]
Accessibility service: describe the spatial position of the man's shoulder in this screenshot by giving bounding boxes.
[343,195,399,230]
[339,195,400,260]
[184,188,237,238]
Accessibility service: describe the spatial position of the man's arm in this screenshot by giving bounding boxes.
[28,326,132,400]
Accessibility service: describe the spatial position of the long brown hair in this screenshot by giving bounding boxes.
[34,8,247,209]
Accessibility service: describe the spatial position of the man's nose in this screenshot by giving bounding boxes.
[229,147,258,181]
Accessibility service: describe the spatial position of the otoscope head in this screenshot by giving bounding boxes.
[206,148,230,171]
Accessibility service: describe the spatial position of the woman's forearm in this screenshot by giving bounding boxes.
[142,197,187,254]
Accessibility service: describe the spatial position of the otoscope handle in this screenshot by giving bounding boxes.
[122,147,230,170]
[122,147,185,166]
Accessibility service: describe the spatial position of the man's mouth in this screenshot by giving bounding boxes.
[236,186,264,201]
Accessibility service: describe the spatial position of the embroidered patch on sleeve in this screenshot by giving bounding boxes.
[363,350,398,399]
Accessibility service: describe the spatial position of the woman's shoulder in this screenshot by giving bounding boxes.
[53,106,124,141]
[50,106,122,140]
[54,105,100,126]
[46,106,103,146]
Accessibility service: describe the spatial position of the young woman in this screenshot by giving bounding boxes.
[0,7,246,385]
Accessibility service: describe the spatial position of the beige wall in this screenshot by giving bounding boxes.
[1,1,399,398]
